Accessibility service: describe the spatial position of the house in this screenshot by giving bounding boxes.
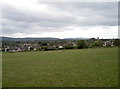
[28,47,31,50]
[103,41,113,46]
[5,48,8,52]
[59,46,63,49]
[33,48,37,51]
[8,47,18,52]
[73,43,77,47]
[47,44,56,50]
[17,48,21,52]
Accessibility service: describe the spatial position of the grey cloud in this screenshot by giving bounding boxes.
[2,4,77,28]
[45,2,118,26]
[2,2,118,36]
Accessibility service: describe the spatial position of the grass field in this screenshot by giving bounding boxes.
[2,47,118,87]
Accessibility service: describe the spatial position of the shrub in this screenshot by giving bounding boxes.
[77,40,86,49]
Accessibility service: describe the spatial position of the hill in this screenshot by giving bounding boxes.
[1,37,60,41]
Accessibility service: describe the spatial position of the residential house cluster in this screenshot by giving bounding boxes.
[1,39,114,52]
[2,42,77,52]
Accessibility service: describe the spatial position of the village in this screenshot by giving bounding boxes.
[1,37,118,52]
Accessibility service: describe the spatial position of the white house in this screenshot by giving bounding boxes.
[59,46,63,49]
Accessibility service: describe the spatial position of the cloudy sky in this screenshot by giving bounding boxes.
[1,0,118,39]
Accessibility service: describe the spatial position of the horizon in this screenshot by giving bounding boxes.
[1,36,118,39]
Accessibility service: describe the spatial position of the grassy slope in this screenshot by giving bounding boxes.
[2,47,118,87]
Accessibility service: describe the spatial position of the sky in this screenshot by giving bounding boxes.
[0,0,118,39]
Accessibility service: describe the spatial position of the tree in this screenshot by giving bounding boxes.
[113,39,120,46]
[30,47,33,50]
[92,40,103,47]
[77,40,86,49]
[65,45,73,49]
[41,46,48,51]
[38,41,41,45]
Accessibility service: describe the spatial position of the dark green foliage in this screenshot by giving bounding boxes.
[77,40,86,49]
[92,40,103,47]
[41,46,48,51]
[30,47,33,50]
[2,48,5,51]
[113,39,120,46]
[64,46,73,49]
[64,44,73,49]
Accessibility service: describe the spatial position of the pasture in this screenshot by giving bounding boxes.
[2,47,118,87]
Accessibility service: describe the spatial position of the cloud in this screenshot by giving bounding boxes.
[4,26,117,39]
[1,0,118,38]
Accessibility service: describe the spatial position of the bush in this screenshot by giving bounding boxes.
[77,40,86,49]
[41,46,48,51]
[65,46,73,49]
[92,40,103,47]
[113,39,120,46]
[30,47,33,50]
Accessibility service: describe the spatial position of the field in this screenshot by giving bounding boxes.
[2,47,118,87]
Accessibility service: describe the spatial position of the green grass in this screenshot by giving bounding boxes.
[2,47,118,87]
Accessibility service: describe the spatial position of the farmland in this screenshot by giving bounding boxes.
[2,47,118,87]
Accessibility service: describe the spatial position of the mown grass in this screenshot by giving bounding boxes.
[2,47,118,87]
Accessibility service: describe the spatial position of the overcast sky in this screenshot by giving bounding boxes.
[1,0,118,39]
